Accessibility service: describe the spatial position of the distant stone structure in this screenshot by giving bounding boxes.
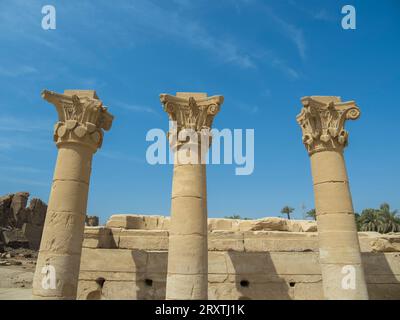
[160,92,224,300]
[297,96,368,299]
[32,90,114,300]
[0,192,47,250]
[76,214,400,300]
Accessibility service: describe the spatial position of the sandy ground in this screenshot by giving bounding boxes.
[0,249,35,300]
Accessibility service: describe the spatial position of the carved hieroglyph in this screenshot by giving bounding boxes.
[32,90,113,300]
[160,92,223,300]
[297,96,368,300]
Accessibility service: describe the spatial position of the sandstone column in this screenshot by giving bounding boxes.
[32,90,114,299]
[296,96,368,300]
[160,92,224,300]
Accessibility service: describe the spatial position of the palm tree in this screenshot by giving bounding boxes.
[281,206,294,220]
[379,203,400,233]
[306,209,316,220]
[358,208,384,232]
[358,203,400,233]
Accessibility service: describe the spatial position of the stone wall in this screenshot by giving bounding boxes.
[77,215,400,300]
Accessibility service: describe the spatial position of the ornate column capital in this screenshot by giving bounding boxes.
[160,92,224,150]
[296,96,360,155]
[42,89,114,151]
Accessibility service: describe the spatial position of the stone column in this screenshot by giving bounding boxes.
[160,92,224,300]
[296,96,368,300]
[32,90,114,299]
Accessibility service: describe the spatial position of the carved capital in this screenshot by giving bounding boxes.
[42,89,114,151]
[160,92,223,149]
[296,96,360,155]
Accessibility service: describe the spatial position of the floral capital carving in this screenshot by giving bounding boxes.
[160,92,224,149]
[296,96,360,154]
[42,90,114,151]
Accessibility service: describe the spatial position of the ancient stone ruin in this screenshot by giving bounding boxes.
[0,192,46,251]
[77,214,400,300]
[8,89,396,300]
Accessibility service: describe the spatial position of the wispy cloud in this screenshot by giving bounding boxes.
[261,5,307,60]
[0,177,49,187]
[288,1,336,23]
[0,136,50,152]
[117,1,256,69]
[0,116,52,132]
[0,165,45,174]
[99,150,145,164]
[114,101,160,117]
[0,65,38,77]
[235,101,260,114]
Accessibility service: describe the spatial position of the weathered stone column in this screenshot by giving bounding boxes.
[32,90,114,299]
[160,92,224,300]
[296,96,368,300]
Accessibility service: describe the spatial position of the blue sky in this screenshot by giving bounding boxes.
[0,0,399,223]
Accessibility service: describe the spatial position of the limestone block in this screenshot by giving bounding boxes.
[367,284,400,300]
[79,271,137,282]
[82,226,113,249]
[317,212,358,232]
[248,217,289,231]
[238,220,256,231]
[363,252,400,275]
[358,232,382,252]
[293,282,324,300]
[370,235,400,252]
[208,218,235,231]
[318,230,362,264]
[171,164,205,198]
[28,198,47,226]
[166,274,207,300]
[208,282,293,300]
[22,223,43,250]
[146,251,168,274]
[33,253,82,299]
[167,234,207,274]
[310,151,348,184]
[268,252,321,275]
[287,220,317,232]
[208,231,244,251]
[118,230,168,250]
[313,181,354,214]
[77,280,102,300]
[101,281,138,300]
[170,198,207,235]
[47,180,89,215]
[244,231,318,252]
[39,211,86,255]
[319,263,368,300]
[106,214,168,230]
[53,146,92,184]
[365,274,400,284]
[80,248,147,273]
[1,229,29,248]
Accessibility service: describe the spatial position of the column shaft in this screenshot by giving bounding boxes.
[32,143,93,299]
[310,150,368,299]
[166,148,208,299]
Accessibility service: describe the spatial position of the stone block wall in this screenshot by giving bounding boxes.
[77,215,400,300]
